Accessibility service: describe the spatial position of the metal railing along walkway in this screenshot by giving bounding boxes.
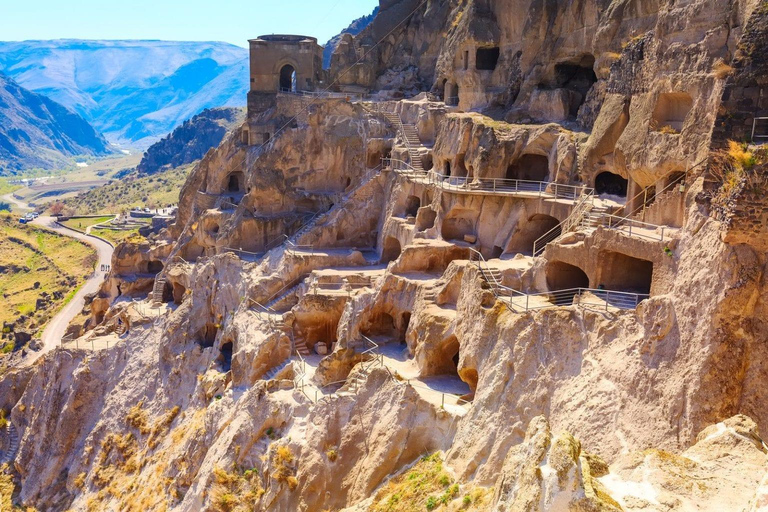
[468,249,647,312]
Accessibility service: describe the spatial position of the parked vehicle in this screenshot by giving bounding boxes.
[18,217,28,224]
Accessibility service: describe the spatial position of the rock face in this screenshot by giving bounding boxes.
[0,73,112,174]
[4,0,768,511]
[136,107,246,175]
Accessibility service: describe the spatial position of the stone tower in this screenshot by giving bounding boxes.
[247,34,324,117]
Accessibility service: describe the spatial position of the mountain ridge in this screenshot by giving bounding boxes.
[0,39,249,148]
[0,72,113,174]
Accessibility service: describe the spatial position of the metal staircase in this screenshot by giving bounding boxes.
[380,111,425,173]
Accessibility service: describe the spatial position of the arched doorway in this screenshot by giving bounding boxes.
[506,214,561,255]
[226,171,244,193]
[506,154,550,182]
[382,237,402,263]
[147,260,163,274]
[405,195,421,217]
[595,172,628,197]
[546,261,589,305]
[279,64,297,92]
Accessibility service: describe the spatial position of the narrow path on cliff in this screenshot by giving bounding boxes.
[24,213,115,360]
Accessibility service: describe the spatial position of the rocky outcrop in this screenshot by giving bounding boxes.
[136,107,245,175]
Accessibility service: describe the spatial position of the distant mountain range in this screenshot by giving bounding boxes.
[0,40,248,148]
[137,107,245,175]
[0,72,112,175]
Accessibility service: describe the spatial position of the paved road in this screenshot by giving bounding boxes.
[1,193,31,212]
[29,215,114,356]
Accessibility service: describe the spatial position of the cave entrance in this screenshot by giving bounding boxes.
[218,341,233,372]
[162,281,174,303]
[595,171,628,197]
[400,312,411,344]
[279,64,297,92]
[381,236,402,263]
[172,282,187,304]
[436,335,460,376]
[226,171,244,193]
[196,323,219,349]
[553,55,597,117]
[599,252,653,295]
[453,154,468,178]
[546,261,589,305]
[405,195,421,217]
[147,260,164,274]
[476,47,500,71]
[441,208,476,243]
[506,154,549,182]
[365,312,397,339]
[506,214,560,255]
[652,92,692,132]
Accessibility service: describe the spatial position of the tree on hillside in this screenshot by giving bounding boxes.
[49,202,66,216]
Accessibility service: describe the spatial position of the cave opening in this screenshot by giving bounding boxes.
[506,154,549,182]
[476,47,500,71]
[595,171,629,197]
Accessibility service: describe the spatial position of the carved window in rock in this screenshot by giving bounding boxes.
[595,171,628,197]
[476,47,500,71]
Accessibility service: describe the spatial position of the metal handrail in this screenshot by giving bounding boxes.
[505,287,649,312]
[426,171,593,200]
[752,116,768,141]
[532,190,595,256]
[600,214,668,241]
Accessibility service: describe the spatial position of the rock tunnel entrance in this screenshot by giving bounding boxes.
[172,282,187,304]
[553,55,597,116]
[546,261,589,305]
[218,341,233,372]
[599,252,653,294]
[506,214,560,255]
[365,312,397,339]
[382,236,402,263]
[196,323,219,349]
[441,208,476,242]
[595,171,628,197]
[435,335,461,376]
[280,64,297,92]
[476,47,500,71]
[147,260,164,274]
[506,154,549,182]
[405,195,421,217]
[226,171,244,193]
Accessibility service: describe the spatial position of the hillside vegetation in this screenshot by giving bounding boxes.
[0,214,96,350]
[60,164,192,215]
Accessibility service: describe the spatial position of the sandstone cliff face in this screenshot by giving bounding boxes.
[3,0,768,511]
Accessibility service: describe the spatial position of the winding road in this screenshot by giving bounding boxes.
[2,192,32,212]
[19,210,115,358]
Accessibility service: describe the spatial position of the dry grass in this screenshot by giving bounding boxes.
[712,59,734,79]
[60,216,114,232]
[370,453,461,512]
[209,465,265,512]
[710,141,768,202]
[657,125,680,135]
[126,402,150,435]
[0,214,96,331]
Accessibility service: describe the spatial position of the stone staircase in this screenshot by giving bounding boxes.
[150,275,167,304]
[264,358,291,380]
[337,373,367,396]
[1,423,19,465]
[629,187,682,223]
[294,338,311,356]
[579,205,612,230]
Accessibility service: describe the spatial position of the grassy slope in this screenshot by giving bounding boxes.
[61,163,193,215]
[0,214,96,344]
[60,215,114,232]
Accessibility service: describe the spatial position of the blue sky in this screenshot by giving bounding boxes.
[0,0,380,48]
